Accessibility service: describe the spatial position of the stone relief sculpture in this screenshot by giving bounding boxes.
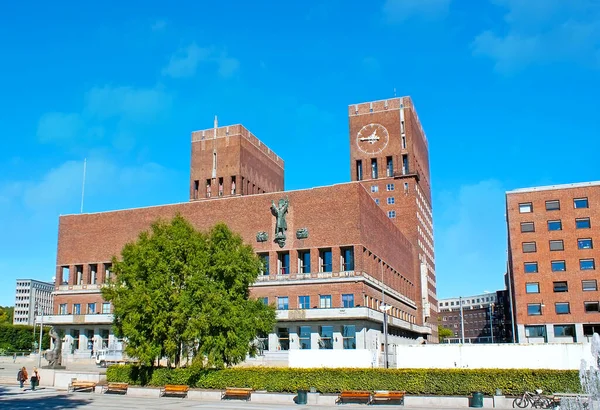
[296,228,309,239]
[270,196,289,248]
[256,231,268,242]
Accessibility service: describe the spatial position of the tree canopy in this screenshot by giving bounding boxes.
[438,325,454,342]
[0,306,14,324]
[102,215,276,368]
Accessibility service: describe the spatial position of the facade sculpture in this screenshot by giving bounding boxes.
[270,197,289,248]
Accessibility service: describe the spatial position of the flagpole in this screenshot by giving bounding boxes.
[80,158,87,213]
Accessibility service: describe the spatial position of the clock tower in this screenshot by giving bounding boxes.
[349,96,437,341]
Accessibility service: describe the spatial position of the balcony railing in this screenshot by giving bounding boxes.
[39,313,113,325]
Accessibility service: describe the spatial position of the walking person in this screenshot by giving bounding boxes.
[12,352,16,363]
[30,367,40,391]
[17,367,28,389]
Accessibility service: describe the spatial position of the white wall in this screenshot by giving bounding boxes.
[289,349,375,368]
[396,343,595,370]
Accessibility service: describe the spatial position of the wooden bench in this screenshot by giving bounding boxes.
[101,382,129,394]
[68,381,97,393]
[222,387,253,401]
[371,390,406,405]
[336,390,372,404]
[160,384,189,398]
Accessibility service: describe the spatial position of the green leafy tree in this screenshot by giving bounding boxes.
[438,325,454,342]
[102,215,276,368]
[0,306,14,324]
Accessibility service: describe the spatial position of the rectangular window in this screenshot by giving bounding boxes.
[277,296,289,310]
[584,302,600,313]
[583,280,598,291]
[87,303,96,314]
[581,259,596,270]
[101,302,110,314]
[371,158,378,179]
[375,199,380,205]
[522,242,537,253]
[386,156,393,177]
[553,281,568,293]
[259,253,270,275]
[519,202,533,213]
[576,218,591,229]
[402,154,409,174]
[520,222,535,232]
[401,135,406,149]
[298,295,310,309]
[547,220,562,231]
[546,200,560,211]
[104,263,112,283]
[76,265,83,285]
[387,197,395,205]
[386,183,395,191]
[319,326,334,349]
[59,304,67,315]
[278,251,290,275]
[89,264,97,285]
[525,325,546,338]
[277,328,289,351]
[218,177,223,196]
[341,247,354,271]
[193,180,199,199]
[578,238,593,249]
[555,302,570,314]
[231,176,236,195]
[342,325,356,349]
[370,185,379,193]
[205,179,211,198]
[356,160,363,181]
[550,260,566,272]
[342,294,355,308]
[260,297,268,306]
[319,249,332,272]
[298,250,311,273]
[299,326,311,349]
[527,304,542,315]
[526,283,540,293]
[574,198,589,209]
[320,295,332,308]
[388,210,396,218]
[554,324,575,337]
[73,303,81,315]
[524,262,538,273]
[550,240,564,251]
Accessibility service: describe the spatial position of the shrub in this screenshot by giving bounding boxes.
[106,365,581,395]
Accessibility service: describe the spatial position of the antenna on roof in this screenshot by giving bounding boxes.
[393,88,397,97]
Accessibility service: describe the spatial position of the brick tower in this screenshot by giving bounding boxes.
[190,117,284,201]
[348,97,437,341]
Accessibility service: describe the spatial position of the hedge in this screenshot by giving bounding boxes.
[107,366,581,396]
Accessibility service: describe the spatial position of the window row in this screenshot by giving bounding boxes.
[522,238,593,253]
[58,302,111,315]
[519,198,589,213]
[526,279,598,293]
[528,301,600,315]
[265,294,355,310]
[58,263,113,286]
[276,325,356,350]
[356,155,410,180]
[525,324,576,338]
[520,218,591,232]
[259,247,354,275]
[524,259,596,273]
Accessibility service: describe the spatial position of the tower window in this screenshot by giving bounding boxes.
[218,177,223,197]
[206,179,211,198]
[402,154,409,174]
[386,156,393,177]
[193,180,199,199]
[402,136,406,149]
[231,176,236,195]
[356,160,363,181]
[371,158,378,179]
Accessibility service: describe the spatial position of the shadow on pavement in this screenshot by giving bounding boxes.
[0,386,92,409]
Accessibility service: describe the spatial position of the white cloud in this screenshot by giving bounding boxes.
[162,43,240,79]
[472,0,600,73]
[435,180,507,298]
[382,0,451,23]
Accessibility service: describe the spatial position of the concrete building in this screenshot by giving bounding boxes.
[506,181,600,343]
[45,96,437,365]
[13,279,54,325]
[439,292,496,343]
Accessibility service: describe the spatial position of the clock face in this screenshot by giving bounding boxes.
[356,123,389,154]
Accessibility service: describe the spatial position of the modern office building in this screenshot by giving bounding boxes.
[45,96,438,365]
[506,181,600,343]
[13,279,54,325]
[438,290,512,343]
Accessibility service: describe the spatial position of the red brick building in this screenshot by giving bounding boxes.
[46,97,437,364]
[506,182,600,343]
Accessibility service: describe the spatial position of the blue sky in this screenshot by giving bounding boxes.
[1,0,599,306]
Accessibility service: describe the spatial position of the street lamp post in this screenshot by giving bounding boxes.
[459,297,465,344]
[379,304,392,369]
[33,302,38,353]
[489,303,495,344]
[37,306,44,368]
